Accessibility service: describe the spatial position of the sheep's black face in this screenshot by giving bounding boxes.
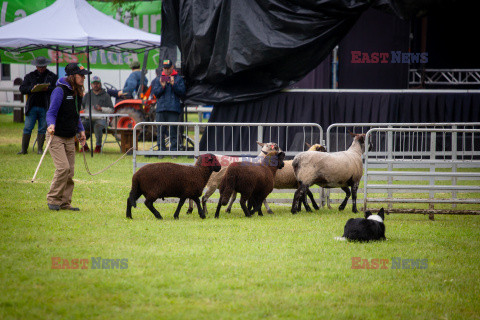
[356,134,372,153]
[305,143,326,152]
[198,153,222,172]
[264,151,285,169]
[305,142,325,152]
[277,152,286,169]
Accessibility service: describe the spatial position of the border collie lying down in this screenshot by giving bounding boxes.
[335,208,386,242]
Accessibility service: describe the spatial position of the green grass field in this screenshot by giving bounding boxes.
[1,114,479,319]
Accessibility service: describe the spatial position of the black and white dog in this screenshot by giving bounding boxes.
[335,208,386,242]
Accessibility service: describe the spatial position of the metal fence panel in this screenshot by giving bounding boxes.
[363,128,480,218]
[132,122,324,208]
[133,122,323,170]
[324,123,480,210]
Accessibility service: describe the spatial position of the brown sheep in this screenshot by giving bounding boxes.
[225,142,326,214]
[214,151,286,218]
[126,153,221,220]
[186,141,280,215]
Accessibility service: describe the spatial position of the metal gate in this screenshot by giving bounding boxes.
[324,123,480,209]
[133,122,323,170]
[363,127,480,219]
[132,122,324,207]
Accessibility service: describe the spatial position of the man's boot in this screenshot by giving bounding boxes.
[37,134,46,154]
[17,134,31,155]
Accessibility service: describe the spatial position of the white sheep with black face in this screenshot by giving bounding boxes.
[291,133,370,214]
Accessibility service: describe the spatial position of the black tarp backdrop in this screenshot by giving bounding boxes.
[287,7,411,90]
[338,1,480,89]
[160,0,403,104]
[289,54,331,89]
[410,1,478,89]
[259,2,480,91]
[200,91,480,152]
[416,1,477,70]
[337,8,410,89]
[159,0,448,104]
[158,0,475,152]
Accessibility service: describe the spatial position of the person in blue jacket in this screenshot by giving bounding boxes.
[151,59,186,156]
[117,61,148,99]
[18,56,57,155]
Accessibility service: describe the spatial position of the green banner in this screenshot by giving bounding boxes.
[0,0,162,69]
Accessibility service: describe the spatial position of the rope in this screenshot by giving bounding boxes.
[81,146,134,176]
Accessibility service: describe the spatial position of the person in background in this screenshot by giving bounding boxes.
[151,59,186,158]
[117,61,148,99]
[45,63,90,211]
[18,56,58,155]
[106,87,122,105]
[81,76,114,153]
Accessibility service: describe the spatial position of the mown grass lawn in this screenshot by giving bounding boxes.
[0,114,479,319]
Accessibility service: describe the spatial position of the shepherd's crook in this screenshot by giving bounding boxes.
[31,135,52,183]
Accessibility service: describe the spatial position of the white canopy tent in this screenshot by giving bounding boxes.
[0,0,161,155]
[0,0,161,53]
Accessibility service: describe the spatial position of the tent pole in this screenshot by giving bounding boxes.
[139,50,149,99]
[87,46,93,157]
[55,46,59,76]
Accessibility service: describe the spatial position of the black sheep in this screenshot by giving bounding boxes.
[127,153,221,219]
[214,151,285,218]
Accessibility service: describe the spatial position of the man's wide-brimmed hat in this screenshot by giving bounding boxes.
[31,56,51,67]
